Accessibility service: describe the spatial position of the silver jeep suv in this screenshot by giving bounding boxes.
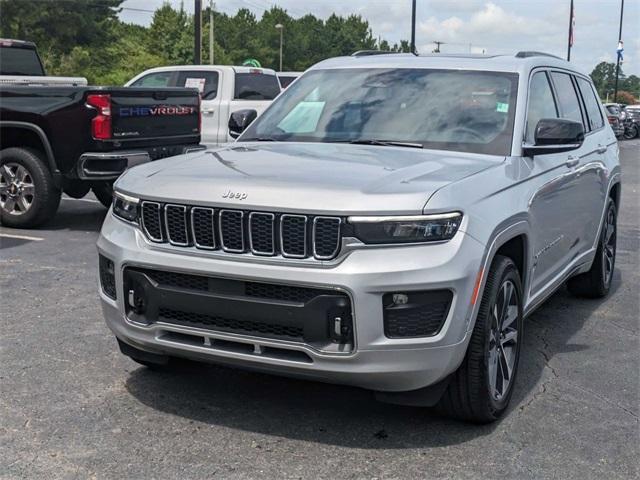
[98,52,620,422]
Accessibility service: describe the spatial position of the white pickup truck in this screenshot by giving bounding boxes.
[126,65,281,146]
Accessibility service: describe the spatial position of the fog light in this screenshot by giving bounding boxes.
[99,254,116,300]
[392,293,409,305]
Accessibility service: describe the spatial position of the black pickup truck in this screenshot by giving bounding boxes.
[0,39,202,228]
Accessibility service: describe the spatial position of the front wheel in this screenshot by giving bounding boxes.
[91,181,114,208]
[437,255,523,423]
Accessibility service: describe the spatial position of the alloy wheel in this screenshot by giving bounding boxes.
[487,279,519,401]
[0,163,35,216]
[602,206,616,286]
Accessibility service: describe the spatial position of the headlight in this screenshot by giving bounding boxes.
[112,191,139,223]
[347,212,462,244]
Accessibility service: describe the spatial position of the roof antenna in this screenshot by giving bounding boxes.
[410,0,418,55]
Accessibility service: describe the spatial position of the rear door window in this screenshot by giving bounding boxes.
[576,77,604,131]
[525,71,558,143]
[131,71,173,87]
[234,73,280,100]
[550,72,585,126]
[176,71,219,100]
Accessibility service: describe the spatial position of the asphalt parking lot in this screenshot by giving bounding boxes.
[1,139,638,480]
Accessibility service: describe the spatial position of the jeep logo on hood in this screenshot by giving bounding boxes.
[222,190,247,200]
[119,105,196,117]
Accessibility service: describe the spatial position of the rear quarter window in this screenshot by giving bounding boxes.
[234,73,280,100]
[576,77,604,131]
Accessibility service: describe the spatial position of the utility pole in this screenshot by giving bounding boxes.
[209,0,214,65]
[194,0,202,64]
[433,41,444,53]
[410,0,416,54]
[567,0,574,61]
[613,0,624,102]
[275,23,283,71]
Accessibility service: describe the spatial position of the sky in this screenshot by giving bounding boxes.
[119,0,640,76]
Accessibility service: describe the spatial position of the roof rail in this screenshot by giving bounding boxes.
[351,50,395,57]
[515,51,563,60]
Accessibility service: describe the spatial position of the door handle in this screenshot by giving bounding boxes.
[565,156,579,168]
[202,108,215,115]
[596,144,607,154]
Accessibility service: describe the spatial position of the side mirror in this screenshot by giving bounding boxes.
[228,109,258,139]
[522,118,585,157]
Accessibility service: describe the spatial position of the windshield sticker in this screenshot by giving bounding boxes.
[496,102,509,113]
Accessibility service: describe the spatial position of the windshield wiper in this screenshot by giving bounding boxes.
[240,136,278,142]
[347,139,424,149]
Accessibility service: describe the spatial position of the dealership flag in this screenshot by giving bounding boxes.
[569,4,575,46]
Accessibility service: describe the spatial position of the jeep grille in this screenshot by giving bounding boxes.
[140,201,342,260]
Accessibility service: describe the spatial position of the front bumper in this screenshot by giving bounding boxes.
[97,212,485,392]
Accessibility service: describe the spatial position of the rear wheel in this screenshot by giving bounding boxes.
[567,198,617,298]
[437,255,523,423]
[91,181,114,208]
[0,147,61,228]
[623,124,638,140]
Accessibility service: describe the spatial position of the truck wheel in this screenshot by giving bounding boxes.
[0,147,61,228]
[437,255,523,423]
[567,198,616,298]
[92,181,114,208]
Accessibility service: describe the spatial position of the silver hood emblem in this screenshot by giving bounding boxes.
[222,189,247,200]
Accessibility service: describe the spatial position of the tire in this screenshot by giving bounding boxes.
[623,124,638,140]
[567,198,617,298]
[91,181,114,208]
[0,147,61,228]
[437,255,524,423]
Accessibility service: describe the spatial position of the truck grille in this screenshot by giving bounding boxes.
[140,201,342,260]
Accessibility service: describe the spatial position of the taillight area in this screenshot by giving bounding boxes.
[607,115,618,125]
[87,93,112,140]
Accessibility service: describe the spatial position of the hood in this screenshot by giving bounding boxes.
[116,142,501,215]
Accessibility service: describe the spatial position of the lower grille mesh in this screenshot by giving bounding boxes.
[159,308,304,340]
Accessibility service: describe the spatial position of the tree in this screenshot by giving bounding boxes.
[0,0,123,55]
[622,75,640,99]
[147,2,193,65]
[590,62,621,100]
[615,91,637,106]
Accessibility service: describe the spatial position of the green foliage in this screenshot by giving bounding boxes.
[0,1,395,84]
[590,62,639,101]
[0,0,122,54]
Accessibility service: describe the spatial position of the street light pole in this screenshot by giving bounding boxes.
[613,0,624,103]
[194,0,201,64]
[275,23,283,72]
[410,0,416,54]
[209,0,214,65]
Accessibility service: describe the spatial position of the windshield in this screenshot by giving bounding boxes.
[240,68,518,155]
